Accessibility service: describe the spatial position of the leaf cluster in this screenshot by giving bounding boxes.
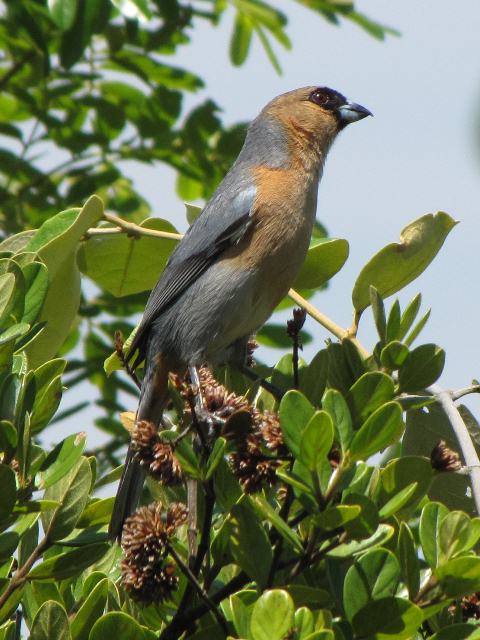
[0,194,479,639]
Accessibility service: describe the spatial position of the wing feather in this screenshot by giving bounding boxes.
[127,193,255,368]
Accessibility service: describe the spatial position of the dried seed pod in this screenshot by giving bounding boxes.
[120,503,177,604]
[430,440,462,472]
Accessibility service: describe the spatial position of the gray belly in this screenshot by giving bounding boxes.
[148,262,259,366]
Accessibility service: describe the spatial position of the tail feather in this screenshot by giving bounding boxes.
[108,449,146,541]
[108,353,172,542]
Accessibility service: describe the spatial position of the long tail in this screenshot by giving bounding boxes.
[108,354,171,542]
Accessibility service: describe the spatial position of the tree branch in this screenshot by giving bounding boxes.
[430,384,480,516]
[167,544,229,636]
[0,536,49,611]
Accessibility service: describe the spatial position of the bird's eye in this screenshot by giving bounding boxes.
[309,89,330,106]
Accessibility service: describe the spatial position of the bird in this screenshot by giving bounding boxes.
[109,86,371,540]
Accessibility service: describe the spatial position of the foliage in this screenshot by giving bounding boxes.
[0,0,398,458]
[1,2,479,638]
[1,193,480,639]
[0,0,396,235]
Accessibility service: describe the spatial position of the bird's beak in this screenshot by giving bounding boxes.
[337,101,373,125]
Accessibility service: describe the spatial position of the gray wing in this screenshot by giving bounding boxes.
[127,183,256,368]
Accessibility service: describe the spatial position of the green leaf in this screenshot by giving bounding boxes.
[30,359,67,432]
[0,620,15,640]
[370,286,386,341]
[77,498,114,527]
[380,341,409,370]
[352,597,422,639]
[429,472,474,515]
[404,308,431,346]
[230,12,253,66]
[294,239,349,290]
[343,549,401,620]
[378,482,418,519]
[398,293,422,339]
[89,611,148,639]
[42,457,92,540]
[294,607,314,638]
[0,531,19,563]
[0,322,30,346]
[205,437,226,480]
[71,578,108,640]
[300,350,328,405]
[322,389,352,453]
[38,432,87,489]
[299,411,334,471]
[398,343,445,392]
[28,543,109,580]
[397,522,420,599]
[0,260,25,326]
[375,456,433,518]
[230,593,252,639]
[430,624,479,640]
[316,505,361,531]
[386,299,401,342]
[342,493,379,540]
[438,511,477,562]
[352,212,457,311]
[26,198,104,367]
[349,402,404,462]
[78,217,179,297]
[185,203,202,225]
[347,371,395,425]
[419,501,449,568]
[250,590,294,640]
[0,465,16,522]
[250,495,303,552]
[48,0,78,30]
[436,557,480,597]
[229,501,273,588]
[22,261,49,325]
[279,390,315,458]
[30,600,71,640]
[328,524,394,558]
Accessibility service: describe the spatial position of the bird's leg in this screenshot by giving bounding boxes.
[239,364,285,401]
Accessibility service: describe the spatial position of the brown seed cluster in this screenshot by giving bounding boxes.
[173,367,288,493]
[229,410,288,494]
[449,592,480,621]
[173,367,250,421]
[121,502,187,604]
[131,420,182,484]
[430,440,462,472]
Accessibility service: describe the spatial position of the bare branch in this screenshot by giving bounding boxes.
[430,384,480,516]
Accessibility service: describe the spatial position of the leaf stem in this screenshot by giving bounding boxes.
[85,213,182,242]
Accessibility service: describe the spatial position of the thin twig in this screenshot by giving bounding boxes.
[104,212,182,241]
[287,289,370,359]
[451,384,480,402]
[287,308,306,389]
[430,384,480,516]
[168,544,229,636]
[114,331,141,390]
[0,536,49,610]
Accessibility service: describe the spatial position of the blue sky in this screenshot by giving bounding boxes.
[125,0,480,392]
[52,1,480,441]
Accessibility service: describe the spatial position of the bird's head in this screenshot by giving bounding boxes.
[261,86,371,159]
